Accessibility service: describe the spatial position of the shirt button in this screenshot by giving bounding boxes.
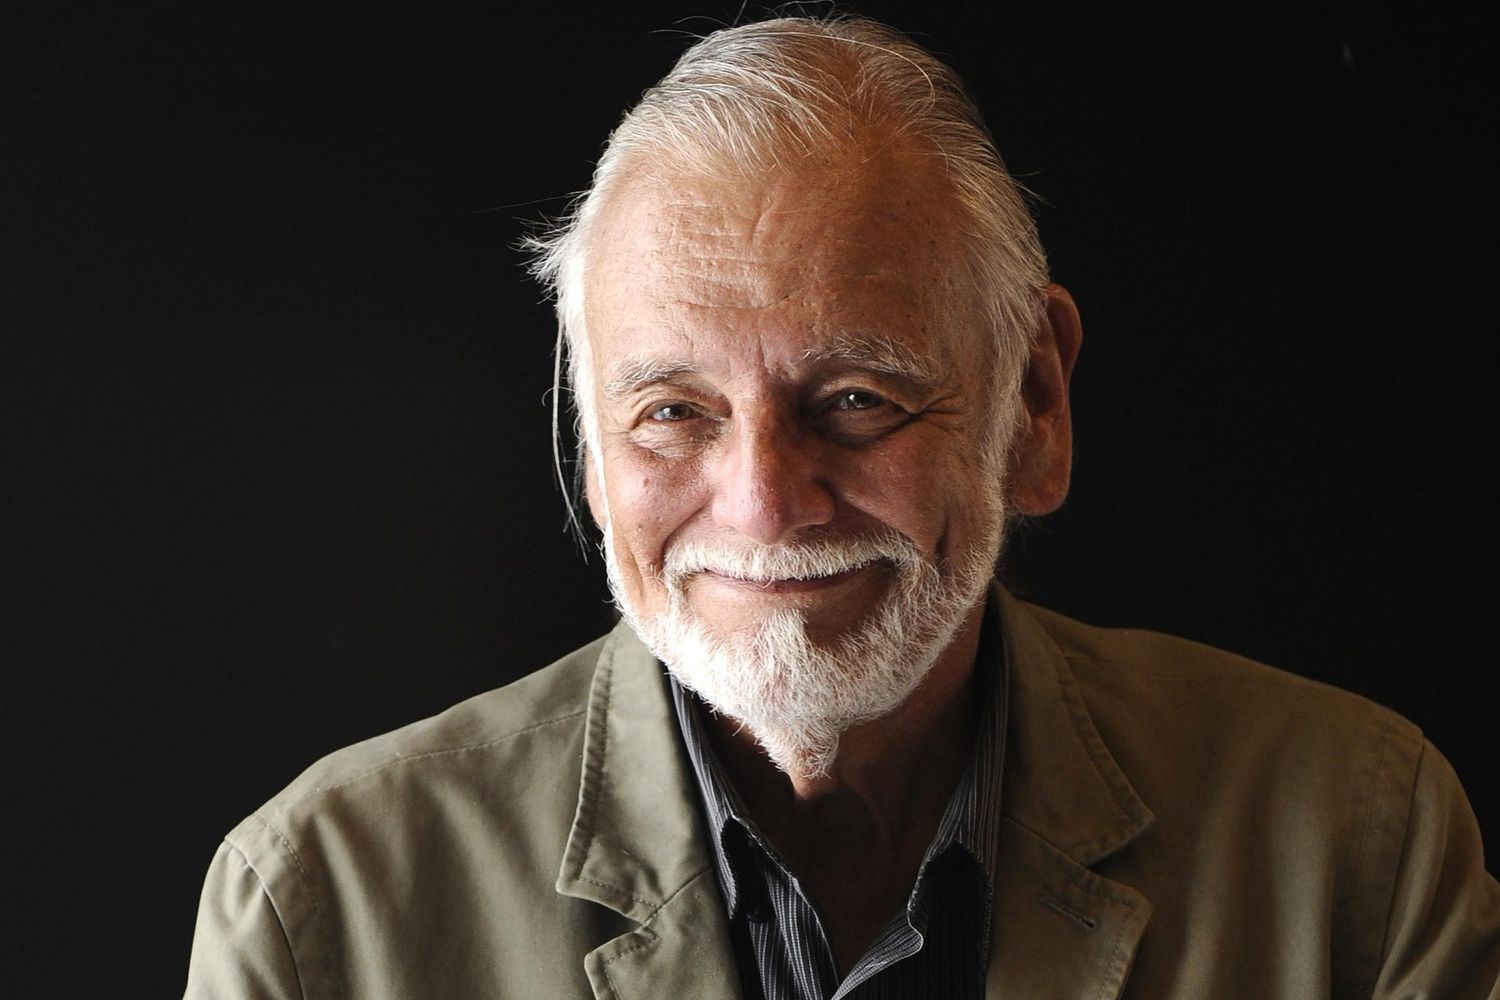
[745,901,772,924]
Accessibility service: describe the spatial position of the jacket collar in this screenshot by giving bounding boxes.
[556,587,1157,999]
[995,586,1155,864]
[554,621,744,999]
[985,586,1155,999]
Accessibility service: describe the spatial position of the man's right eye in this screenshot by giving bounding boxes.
[648,402,694,422]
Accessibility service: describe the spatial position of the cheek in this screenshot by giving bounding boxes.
[831,439,987,554]
[602,450,708,579]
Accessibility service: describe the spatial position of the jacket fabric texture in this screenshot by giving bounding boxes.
[185,587,1500,999]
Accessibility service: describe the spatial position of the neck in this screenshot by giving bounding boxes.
[702,598,987,860]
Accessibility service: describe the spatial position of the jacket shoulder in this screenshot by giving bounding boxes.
[1019,599,1422,747]
[197,634,627,998]
[1012,601,1499,997]
[1014,598,1429,886]
[250,632,608,820]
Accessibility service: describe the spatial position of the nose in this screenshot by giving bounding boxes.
[710,412,836,544]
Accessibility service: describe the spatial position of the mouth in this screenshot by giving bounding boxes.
[698,562,875,594]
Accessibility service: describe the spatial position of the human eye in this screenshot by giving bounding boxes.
[648,401,697,422]
[830,389,884,411]
[817,387,909,440]
[632,398,718,454]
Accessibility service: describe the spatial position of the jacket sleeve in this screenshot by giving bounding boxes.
[1372,740,1500,1000]
[184,840,304,1000]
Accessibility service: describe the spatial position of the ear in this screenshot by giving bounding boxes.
[1008,283,1082,516]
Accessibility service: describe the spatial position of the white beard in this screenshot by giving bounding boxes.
[604,519,1003,779]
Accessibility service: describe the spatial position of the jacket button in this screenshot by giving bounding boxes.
[745,901,772,923]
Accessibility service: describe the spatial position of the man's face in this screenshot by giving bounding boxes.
[582,147,1011,774]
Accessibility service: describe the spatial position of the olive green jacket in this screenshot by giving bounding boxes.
[185,589,1500,998]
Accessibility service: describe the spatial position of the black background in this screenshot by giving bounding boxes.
[8,2,1494,995]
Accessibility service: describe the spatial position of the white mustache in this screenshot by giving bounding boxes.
[663,530,922,586]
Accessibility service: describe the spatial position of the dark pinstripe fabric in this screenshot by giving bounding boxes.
[667,615,1007,1000]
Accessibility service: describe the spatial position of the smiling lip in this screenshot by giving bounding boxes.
[699,565,871,594]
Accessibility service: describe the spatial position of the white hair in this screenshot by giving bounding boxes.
[524,15,1050,534]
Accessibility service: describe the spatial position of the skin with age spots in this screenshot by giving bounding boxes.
[581,137,1081,973]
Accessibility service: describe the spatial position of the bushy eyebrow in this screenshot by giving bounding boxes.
[600,334,945,402]
[602,358,701,402]
[802,335,943,386]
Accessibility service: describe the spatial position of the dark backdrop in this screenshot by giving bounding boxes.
[9,3,1493,995]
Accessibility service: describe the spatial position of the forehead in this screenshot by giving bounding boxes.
[582,147,987,375]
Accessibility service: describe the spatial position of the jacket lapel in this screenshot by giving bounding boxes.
[985,820,1153,999]
[554,624,743,1000]
[985,589,1156,999]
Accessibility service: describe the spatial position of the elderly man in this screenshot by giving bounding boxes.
[185,16,1499,1000]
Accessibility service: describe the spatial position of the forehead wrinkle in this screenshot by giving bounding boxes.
[648,253,796,312]
[657,190,767,244]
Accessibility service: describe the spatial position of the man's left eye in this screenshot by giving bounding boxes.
[832,390,883,411]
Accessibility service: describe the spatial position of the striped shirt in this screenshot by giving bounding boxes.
[667,613,1008,1000]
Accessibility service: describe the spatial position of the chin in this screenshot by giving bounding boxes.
[605,522,999,778]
